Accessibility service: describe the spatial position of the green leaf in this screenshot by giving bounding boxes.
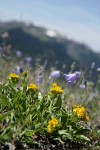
[54,96,62,109]
[35,123,42,129]
[25,130,35,137]
[0,125,15,142]
[58,130,72,140]
[76,135,90,142]
[24,139,38,145]
[20,130,35,137]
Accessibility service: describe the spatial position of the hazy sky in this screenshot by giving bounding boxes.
[0,0,100,52]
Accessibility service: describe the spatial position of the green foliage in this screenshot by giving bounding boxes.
[0,72,91,147]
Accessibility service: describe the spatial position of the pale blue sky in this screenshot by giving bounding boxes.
[0,0,100,51]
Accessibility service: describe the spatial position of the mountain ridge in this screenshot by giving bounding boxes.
[0,21,100,71]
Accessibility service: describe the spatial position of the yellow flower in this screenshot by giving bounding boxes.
[47,124,54,133]
[83,115,89,122]
[50,83,63,94]
[48,118,59,126]
[73,105,86,117]
[8,73,20,82]
[73,105,89,122]
[73,104,80,114]
[73,104,80,109]
[47,118,59,133]
[28,83,38,92]
[77,107,86,118]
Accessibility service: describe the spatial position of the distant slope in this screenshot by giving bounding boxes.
[0,21,100,71]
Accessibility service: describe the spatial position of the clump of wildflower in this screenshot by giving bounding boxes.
[73,104,89,122]
[47,118,59,133]
[28,84,38,92]
[8,73,20,82]
[50,83,63,94]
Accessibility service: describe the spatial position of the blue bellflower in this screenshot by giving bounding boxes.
[13,66,23,74]
[50,70,60,79]
[16,50,22,57]
[64,71,80,85]
[37,75,43,83]
[26,56,32,62]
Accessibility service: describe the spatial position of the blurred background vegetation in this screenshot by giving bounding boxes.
[0,21,100,80]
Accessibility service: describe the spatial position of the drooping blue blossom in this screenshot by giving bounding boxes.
[64,71,81,85]
[13,66,23,74]
[16,50,22,57]
[26,56,32,63]
[64,73,77,85]
[36,65,45,84]
[49,70,60,79]
[74,71,81,77]
[37,74,43,83]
